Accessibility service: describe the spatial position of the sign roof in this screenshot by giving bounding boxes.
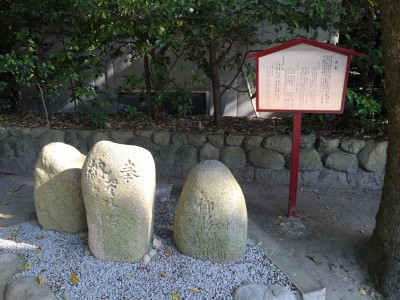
[246,37,363,59]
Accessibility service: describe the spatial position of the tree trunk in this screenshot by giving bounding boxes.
[143,55,152,118]
[363,1,400,299]
[209,39,222,125]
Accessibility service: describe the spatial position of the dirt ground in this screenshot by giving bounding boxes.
[168,178,383,300]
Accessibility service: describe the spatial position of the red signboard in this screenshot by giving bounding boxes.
[247,37,362,114]
[247,38,362,217]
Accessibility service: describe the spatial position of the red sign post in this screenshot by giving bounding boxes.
[247,37,362,217]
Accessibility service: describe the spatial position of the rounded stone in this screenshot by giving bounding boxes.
[243,136,264,151]
[263,136,292,154]
[15,137,37,158]
[300,134,316,148]
[176,145,198,164]
[34,142,87,233]
[220,147,246,169]
[171,133,188,145]
[152,131,171,146]
[325,151,358,173]
[359,141,388,172]
[199,142,220,161]
[38,130,65,149]
[340,139,366,154]
[5,276,57,300]
[234,283,297,300]
[207,134,225,148]
[225,135,244,146]
[248,148,285,169]
[0,253,25,298]
[81,141,156,262]
[187,133,207,148]
[89,132,110,149]
[297,149,322,170]
[128,136,156,156]
[174,160,247,262]
[317,137,340,153]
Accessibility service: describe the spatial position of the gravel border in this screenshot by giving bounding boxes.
[0,196,296,299]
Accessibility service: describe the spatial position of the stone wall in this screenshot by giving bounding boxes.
[0,127,386,189]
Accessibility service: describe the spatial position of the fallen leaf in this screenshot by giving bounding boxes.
[306,255,318,264]
[159,271,166,278]
[172,293,179,300]
[5,189,12,195]
[2,201,12,205]
[190,287,199,293]
[39,277,45,285]
[34,247,42,254]
[359,287,367,296]
[70,273,78,285]
[127,273,132,278]
[325,206,330,210]
[6,235,13,240]
[36,235,44,240]
[164,249,172,255]
[24,264,29,270]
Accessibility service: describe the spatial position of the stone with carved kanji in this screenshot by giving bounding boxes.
[81,141,155,262]
[173,160,247,262]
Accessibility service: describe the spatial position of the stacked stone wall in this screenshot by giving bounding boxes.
[0,127,386,189]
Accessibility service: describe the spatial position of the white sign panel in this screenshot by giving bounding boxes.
[257,44,348,112]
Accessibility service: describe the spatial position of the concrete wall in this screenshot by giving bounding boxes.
[0,126,386,189]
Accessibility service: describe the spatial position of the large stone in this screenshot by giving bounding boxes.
[0,127,9,140]
[5,276,57,300]
[225,135,244,146]
[359,141,388,172]
[300,134,316,148]
[38,130,65,149]
[174,160,247,262]
[263,136,292,154]
[30,127,49,138]
[175,145,198,164]
[128,136,156,156]
[199,142,220,161]
[187,133,207,148]
[34,142,87,233]
[171,133,188,145]
[317,137,340,153]
[325,151,359,173]
[243,136,264,151]
[152,131,170,146]
[248,148,285,169]
[220,147,246,169]
[158,144,179,162]
[340,139,366,154]
[15,137,37,158]
[81,141,156,262]
[294,149,322,171]
[234,284,298,300]
[0,138,16,158]
[110,130,134,144]
[0,253,25,300]
[207,134,225,148]
[89,132,110,149]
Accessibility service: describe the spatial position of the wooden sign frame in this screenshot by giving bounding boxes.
[247,38,362,217]
[246,37,362,114]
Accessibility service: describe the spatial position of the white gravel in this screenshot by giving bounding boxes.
[0,197,296,300]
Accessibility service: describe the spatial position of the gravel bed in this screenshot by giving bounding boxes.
[0,196,296,299]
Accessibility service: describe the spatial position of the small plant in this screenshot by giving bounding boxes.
[90,110,108,129]
[90,109,108,129]
[121,105,147,120]
[177,102,193,116]
[345,89,381,119]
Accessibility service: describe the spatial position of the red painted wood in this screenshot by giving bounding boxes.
[288,112,302,217]
[246,37,363,59]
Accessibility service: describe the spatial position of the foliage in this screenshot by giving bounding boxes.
[121,105,147,121]
[0,0,383,130]
[338,0,385,118]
